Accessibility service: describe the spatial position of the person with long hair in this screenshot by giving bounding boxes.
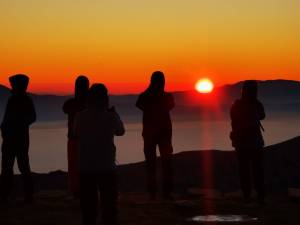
[63,75,89,198]
[136,71,175,200]
[230,80,266,204]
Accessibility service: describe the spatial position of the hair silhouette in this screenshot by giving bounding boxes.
[62,75,90,198]
[242,80,258,100]
[87,83,109,109]
[75,75,89,100]
[146,71,165,94]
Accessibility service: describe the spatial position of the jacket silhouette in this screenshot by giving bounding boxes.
[230,80,265,203]
[0,74,36,203]
[136,71,175,199]
[63,75,89,197]
[74,83,125,225]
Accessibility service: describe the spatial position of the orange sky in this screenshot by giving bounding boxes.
[0,0,299,94]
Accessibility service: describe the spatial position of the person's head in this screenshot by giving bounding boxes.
[9,74,29,94]
[148,71,165,94]
[87,83,109,109]
[75,75,89,99]
[242,80,258,100]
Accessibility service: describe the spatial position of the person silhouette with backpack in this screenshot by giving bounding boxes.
[136,71,175,200]
[0,74,36,203]
[230,80,266,204]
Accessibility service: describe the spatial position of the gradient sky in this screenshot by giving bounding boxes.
[0,0,299,94]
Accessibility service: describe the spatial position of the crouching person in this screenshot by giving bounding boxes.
[74,84,125,225]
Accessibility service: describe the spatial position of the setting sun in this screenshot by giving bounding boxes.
[195,78,214,93]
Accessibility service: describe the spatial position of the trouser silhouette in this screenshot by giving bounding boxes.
[143,135,173,197]
[67,138,80,196]
[235,147,265,200]
[0,138,34,200]
[80,171,118,225]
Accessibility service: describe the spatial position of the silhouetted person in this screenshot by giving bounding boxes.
[63,75,89,197]
[136,71,175,200]
[230,80,265,204]
[0,74,36,203]
[74,84,125,225]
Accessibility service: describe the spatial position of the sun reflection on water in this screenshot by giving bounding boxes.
[188,215,258,223]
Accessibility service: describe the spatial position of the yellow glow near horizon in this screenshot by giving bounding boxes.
[0,0,299,94]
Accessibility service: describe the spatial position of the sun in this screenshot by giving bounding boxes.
[195,78,214,93]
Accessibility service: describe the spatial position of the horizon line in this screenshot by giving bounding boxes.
[0,78,299,96]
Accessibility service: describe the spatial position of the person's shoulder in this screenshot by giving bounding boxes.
[164,92,173,98]
[138,91,148,98]
[231,98,242,107]
[24,94,34,102]
[106,110,116,119]
[63,98,77,113]
[255,100,264,108]
[64,98,76,106]
[11,94,32,103]
[256,99,263,105]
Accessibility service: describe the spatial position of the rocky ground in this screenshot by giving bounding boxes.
[0,190,299,225]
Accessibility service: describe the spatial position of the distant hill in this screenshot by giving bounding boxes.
[1,79,300,122]
[9,136,300,194]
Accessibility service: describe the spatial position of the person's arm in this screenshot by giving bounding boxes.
[62,99,72,114]
[26,97,36,125]
[136,94,146,111]
[230,102,236,121]
[230,101,240,130]
[72,112,81,139]
[257,101,266,120]
[165,93,175,111]
[1,98,12,138]
[111,109,125,136]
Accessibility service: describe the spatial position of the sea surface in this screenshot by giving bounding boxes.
[0,118,300,173]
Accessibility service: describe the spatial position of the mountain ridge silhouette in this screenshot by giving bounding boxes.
[0,79,300,121]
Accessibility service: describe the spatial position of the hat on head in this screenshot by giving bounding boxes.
[9,74,29,92]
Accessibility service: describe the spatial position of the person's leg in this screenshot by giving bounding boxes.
[158,137,173,199]
[67,138,80,197]
[99,171,118,225]
[0,140,16,201]
[80,173,98,225]
[143,137,157,199]
[16,139,34,202]
[251,149,265,202]
[236,149,252,200]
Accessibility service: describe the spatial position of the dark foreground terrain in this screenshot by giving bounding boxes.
[0,191,299,225]
[1,136,300,224]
